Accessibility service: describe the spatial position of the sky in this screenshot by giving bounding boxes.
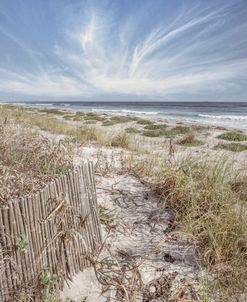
[0,0,246,102]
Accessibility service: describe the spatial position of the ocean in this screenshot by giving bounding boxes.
[12,101,247,129]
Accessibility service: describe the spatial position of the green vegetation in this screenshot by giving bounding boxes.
[125,127,141,134]
[83,120,97,124]
[109,115,133,123]
[125,155,247,300]
[17,239,29,252]
[101,120,116,126]
[136,119,154,125]
[144,124,167,130]
[142,128,177,138]
[216,142,247,152]
[142,129,163,137]
[40,271,59,301]
[171,125,191,134]
[178,134,204,147]
[217,131,247,141]
[84,112,105,121]
[39,108,65,115]
[75,111,85,117]
[98,205,115,228]
[63,114,75,120]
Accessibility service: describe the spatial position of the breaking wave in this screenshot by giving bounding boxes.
[199,114,247,121]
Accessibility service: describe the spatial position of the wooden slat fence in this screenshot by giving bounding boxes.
[0,162,102,301]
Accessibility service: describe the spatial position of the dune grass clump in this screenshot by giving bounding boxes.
[171,125,191,134]
[179,134,204,147]
[75,126,99,143]
[63,114,75,120]
[136,119,154,125]
[101,120,116,126]
[125,155,247,300]
[144,124,167,130]
[111,133,130,148]
[216,143,247,152]
[39,108,65,115]
[109,115,134,123]
[125,127,141,134]
[84,112,105,121]
[0,121,72,203]
[142,129,163,137]
[217,131,247,141]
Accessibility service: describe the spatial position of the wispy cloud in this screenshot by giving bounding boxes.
[0,0,246,100]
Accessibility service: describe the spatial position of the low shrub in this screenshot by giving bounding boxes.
[217,131,247,141]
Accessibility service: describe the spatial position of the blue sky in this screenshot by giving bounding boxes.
[0,0,246,101]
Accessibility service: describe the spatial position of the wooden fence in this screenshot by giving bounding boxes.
[0,162,102,301]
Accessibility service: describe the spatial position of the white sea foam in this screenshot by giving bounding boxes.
[35,103,53,106]
[199,114,247,121]
[92,108,158,115]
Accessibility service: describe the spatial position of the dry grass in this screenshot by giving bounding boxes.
[124,154,247,300]
[110,133,130,148]
[2,104,247,300]
[0,120,72,203]
[178,134,204,147]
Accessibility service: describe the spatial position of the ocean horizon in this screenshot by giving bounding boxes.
[4,101,247,129]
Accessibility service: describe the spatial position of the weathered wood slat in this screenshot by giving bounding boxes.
[0,162,101,301]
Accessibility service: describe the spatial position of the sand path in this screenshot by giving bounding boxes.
[60,146,200,301]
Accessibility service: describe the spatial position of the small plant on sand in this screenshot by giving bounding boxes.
[40,271,59,302]
[179,134,204,147]
[98,205,115,228]
[217,131,247,141]
[216,142,247,152]
[17,238,29,252]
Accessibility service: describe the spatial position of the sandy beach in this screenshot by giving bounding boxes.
[1,104,247,301]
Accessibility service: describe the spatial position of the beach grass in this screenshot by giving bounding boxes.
[142,129,163,137]
[136,119,154,125]
[84,112,105,121]
[109,115,134,123]
[125,154,247,300]
[0,120,72,203]
[178,134,204,147]
[125,127,141,134]
[38,108,65,115]
[171,125,191,134]
[144,124,167,130]
[216,142,247,152]
[110,132,130,148]
[217,131,247,141]
[1,104,247,300]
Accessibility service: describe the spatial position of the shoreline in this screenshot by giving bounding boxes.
[3,102,247,131]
